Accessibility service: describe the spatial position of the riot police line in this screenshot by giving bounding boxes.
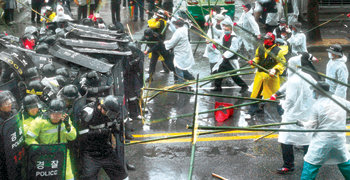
[0,18,143,180]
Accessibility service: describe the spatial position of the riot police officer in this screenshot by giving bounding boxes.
[22,94,42,135]
[26,99,77,180]
[79,70,112,100]
[78,95,128,180]
[0,91,18,179]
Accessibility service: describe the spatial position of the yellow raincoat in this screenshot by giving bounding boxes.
[26,116,76,180]
[41,12,56,23]
[250,44,286,99]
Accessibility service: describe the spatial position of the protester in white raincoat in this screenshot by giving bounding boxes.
[203,14,225,73]
[237,3,261,55]
[287,22,307,55]
[53,4,73,22]
[271,53,318,174]
[300,82,350,180]
[325,44,348,98]
[164,19,194,84]
[210,23,248,93]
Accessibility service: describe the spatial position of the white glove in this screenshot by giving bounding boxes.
[269,69,276,77]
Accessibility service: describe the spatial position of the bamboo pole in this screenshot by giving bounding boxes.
[254,131,276,142]
[188,75,200,180]
[306,14,345,33]
[212,173,228,180]
[300,66,350,88]
[125,122,298,146]
[190,126,350,133]
[146,67,252,101]
[144,88,278,103]
[149,101,259,124]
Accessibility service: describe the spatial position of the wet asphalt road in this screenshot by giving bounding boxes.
[3,0,350,179]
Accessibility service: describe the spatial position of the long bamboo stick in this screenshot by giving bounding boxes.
[149,101,259,124]
[190,126,350,133]
[300,66,350,88]
[144,88,278,103]
[188,75,200,180]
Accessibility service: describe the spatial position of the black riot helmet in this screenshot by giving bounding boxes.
[86,70,100,86]
[56,75,68,87]
[56,67,69,78]
[61,84,79,100]
[24,26,39,37]
[24,67,40,81]
[42,63,56,78]
[0,91,15,108]
[26,80,44,96]
[100,95,120,112]
[49,99,65,113]
[23,94,40,110]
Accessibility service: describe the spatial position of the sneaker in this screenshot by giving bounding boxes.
[245,114,251,120]
[276,167,294,174]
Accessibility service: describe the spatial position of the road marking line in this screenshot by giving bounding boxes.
[130,132,350,144]
[132,130,261,138]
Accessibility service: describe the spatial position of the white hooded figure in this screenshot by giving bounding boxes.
[287,23,307,55]
[301,82,350,179]
[237,4,260,54]
[277,54,316,146]
[164,19,194,82]
[53,4,73,22]
[326,44,349,98]
[203,14,224,72]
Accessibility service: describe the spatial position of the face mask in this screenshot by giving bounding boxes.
[281,35,286,40]
[279,25,284,29]
[328,52,333,59]
[224,31,231,35]
[264,39,274,46]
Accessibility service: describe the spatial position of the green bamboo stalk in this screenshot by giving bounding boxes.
[300,66,350,88]
[191,126,350,133]
[144,88,278,103]
[188,75,200,180]
[149,101,259,123]
[146,71,254,101]
[306,14,345,33]
[146,67,252,101]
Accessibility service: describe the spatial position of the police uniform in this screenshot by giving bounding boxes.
[78,99,127,180]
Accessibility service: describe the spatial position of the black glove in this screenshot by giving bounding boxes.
[63,114,71,132]
[296,120,304,127]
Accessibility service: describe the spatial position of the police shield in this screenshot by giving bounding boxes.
[0,50,35,80]
[111,60,124,96]
[72,91,87,126]
[27,144,67,180]
[1,112,25,180]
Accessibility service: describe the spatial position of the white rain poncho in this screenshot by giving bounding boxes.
[237,9,260,52]
[287,31,307,55]
[277,55,316,145]
[212,32,242,72]
[53,5,73,22]
[304,95,350,165]
[203,16,221,64]
[164,26,194,70]
[326,55,348,98]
